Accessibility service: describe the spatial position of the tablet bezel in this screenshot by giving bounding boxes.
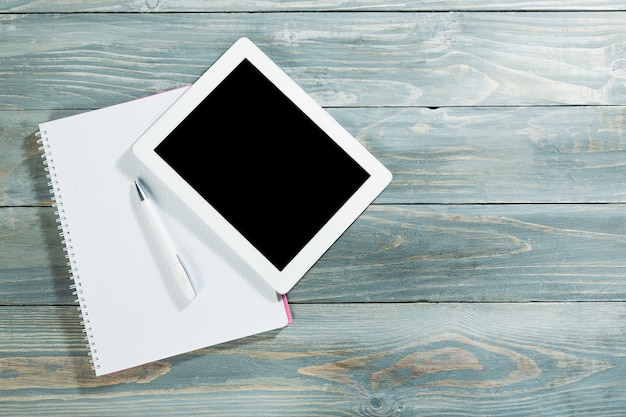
[132,37,392,294]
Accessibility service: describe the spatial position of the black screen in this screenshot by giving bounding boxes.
[155,59,370,271]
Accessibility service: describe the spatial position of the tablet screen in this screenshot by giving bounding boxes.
[155,59,370,271]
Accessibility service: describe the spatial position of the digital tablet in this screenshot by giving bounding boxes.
[132,37,392,294]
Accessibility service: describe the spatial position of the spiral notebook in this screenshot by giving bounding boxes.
[38,87,291,376]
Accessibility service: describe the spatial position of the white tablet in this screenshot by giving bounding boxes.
[132,37,392,294]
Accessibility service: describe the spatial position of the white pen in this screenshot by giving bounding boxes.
[134,180,196,300]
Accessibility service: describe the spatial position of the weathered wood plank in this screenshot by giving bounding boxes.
[2,13,626,110]
[0,207,68,305]
[2,0,624,12]
[298,203,626,302]
[2,204,625,305]
[2,106,626,207]
[0,115,54,207]
[0,303,624,416]
[342,106,626,204]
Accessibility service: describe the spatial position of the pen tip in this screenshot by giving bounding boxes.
[134,180,147,201]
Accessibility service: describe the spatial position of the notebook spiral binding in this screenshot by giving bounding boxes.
[37,130,100,372]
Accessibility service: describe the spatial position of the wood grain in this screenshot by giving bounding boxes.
[340,106,626,204]
[2,13,626,110]
[0,303,624,416]
[299,203,626,302]
[2,0,624,12]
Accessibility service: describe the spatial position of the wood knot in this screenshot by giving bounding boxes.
[612,60,626,78]
[370,396,383,409]
[144,0,159,10]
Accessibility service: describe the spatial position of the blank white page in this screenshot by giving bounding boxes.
[39,88,289,376]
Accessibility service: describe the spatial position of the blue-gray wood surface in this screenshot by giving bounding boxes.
[1,1,625,416]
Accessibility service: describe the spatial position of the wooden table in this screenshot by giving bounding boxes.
[2,2,625,415]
